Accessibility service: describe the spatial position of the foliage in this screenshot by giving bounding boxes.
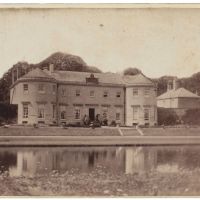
[0,103,17,124]
[182,109,200,125]
[157,108,179,126]
[123,67,141,76]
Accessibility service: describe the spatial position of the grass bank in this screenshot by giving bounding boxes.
[1,166,200,196]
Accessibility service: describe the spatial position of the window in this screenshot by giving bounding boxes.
[144,88,150,96]
[144,108,150,121]
[52,104,56,118]
[61,88,66,97]
[102,108,108,119]
[38,84,45,93]
[52,85,56,95]
[103,91,108,97]
[76,90,80,96]
[90,90,95,97]
[75,108,81,119]
[60,106,66,119]
[23,104,28,118]
[133,88,138,96]
[38,104,45,119]
[133,106,139,120]
[23,84,28,94]
[116,92,121,98]
[116,113,120,120]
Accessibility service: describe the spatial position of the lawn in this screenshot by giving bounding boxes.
[0,126,120,136]
[142,127,200,136]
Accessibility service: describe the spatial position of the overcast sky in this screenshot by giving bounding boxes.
[1,7,200,78]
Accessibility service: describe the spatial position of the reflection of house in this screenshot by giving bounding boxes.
[125,147,157,174]
[157,78,200,116]
[10,65,157,126]
[9,147,125,177]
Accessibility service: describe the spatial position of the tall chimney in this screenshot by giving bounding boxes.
[173,77,179,90]
[49,63,54,74]
[167,80,173,91]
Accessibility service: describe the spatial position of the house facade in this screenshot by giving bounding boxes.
[10,65,157,126]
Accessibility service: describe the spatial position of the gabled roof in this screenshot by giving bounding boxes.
[123,73,154,86]
[157,87,200,100]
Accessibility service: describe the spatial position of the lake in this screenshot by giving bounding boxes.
[0,145,200,177]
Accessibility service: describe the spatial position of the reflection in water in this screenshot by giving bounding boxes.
[0,146,200,177]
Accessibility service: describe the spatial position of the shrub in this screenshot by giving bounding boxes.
[182,109,200,125]
[157,108,179,126]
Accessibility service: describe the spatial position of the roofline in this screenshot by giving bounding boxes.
[157,96,200,100]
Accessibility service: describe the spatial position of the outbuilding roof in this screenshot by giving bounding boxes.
[157,87,200,100]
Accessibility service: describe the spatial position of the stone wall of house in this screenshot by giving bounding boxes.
[10,81,57,124]
[125,86,157,126]
[57,84,125,125]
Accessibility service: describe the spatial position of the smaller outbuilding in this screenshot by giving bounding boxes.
[157,78,200,116]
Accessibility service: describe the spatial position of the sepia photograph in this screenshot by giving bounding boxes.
[1,3,200,196]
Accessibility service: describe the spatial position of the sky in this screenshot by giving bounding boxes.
[1,6,200,78]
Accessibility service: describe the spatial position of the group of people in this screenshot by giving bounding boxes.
[82,114,108,126]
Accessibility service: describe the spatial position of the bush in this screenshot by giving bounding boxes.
[157,108,179,126]
[0,103,17,123]
[182,109,200,125]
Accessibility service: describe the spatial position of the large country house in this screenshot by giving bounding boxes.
[10,65,157,126]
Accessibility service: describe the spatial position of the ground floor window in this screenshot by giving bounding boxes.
[38,104,45,119]
[75,108,81,119]
[23,104,28,118]
[52,104,56,118]
[60,105,66,119]
[133,106,139,120]
[116,112,120,120]
[144,108,150,121]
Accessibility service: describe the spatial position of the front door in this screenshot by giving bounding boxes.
[89,108,95,121]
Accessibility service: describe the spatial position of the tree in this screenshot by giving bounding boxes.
[123,67,141,76]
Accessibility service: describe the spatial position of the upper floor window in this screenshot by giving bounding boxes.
[103,91,108,97]
[144,88,150,96]
[23,104,28,118]
[38,84,45,94]
[116,92,121,98]
[76,89,80,96]
[133,88,138,96]
[61,88,66,97]
[23,84,29,94]
[52,85,56,95]
[90,90,95,97]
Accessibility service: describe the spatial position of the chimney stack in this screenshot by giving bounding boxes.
[167,80,173,91]
[173,77,179,90]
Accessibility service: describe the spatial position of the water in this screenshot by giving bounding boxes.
[0,145,200,177]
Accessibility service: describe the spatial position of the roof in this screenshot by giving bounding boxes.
[157,87,200,100]
[51,71,154,86]
[22,68,55,80]
[14,68,154,87]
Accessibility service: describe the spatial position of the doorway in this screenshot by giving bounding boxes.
[89,108,95,121]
